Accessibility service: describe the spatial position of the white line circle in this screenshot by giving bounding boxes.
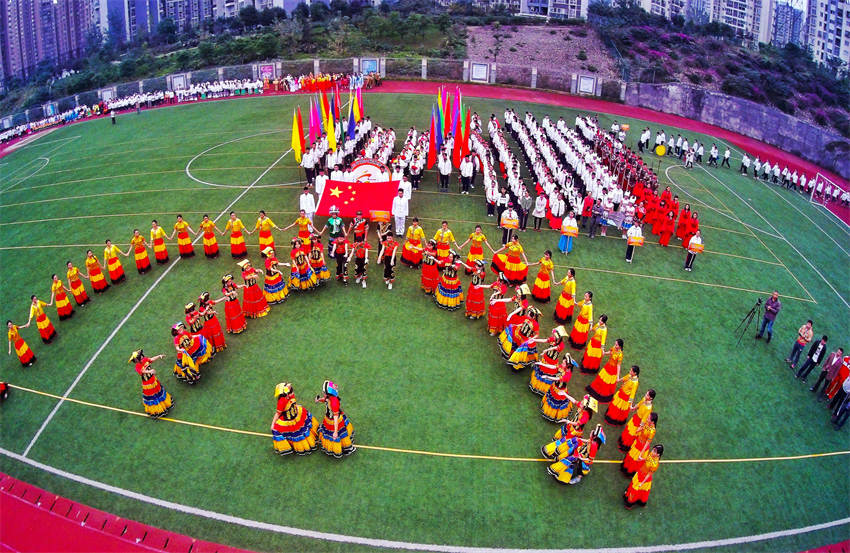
[185,131,287,188]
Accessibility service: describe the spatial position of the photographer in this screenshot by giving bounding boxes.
[755,291,782,343]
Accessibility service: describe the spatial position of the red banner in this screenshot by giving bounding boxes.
[316,179,400,218]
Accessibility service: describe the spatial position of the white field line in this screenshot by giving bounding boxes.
[184,130,284,188]
[0,136,78,192]
[0,211,209,227]
[0,157,50,192]
[814,202,850,235]
[0,447,847,553]
[20,148,292,458]
[697,165,850,310]
[0,187,212,209]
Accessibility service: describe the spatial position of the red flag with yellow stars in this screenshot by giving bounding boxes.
[316,179,400,219]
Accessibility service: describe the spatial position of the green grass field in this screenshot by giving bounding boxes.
[1,92,848,553]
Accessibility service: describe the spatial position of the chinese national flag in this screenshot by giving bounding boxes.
[316,179,400,219]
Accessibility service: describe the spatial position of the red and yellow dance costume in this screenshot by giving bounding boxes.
[85,255,109,293]
[66,266,90,306]
[553,277,576,324]
[499,319,537,371]
[30,300,56,343]
[130,235,151,274]
[294,217,313,247]
[619,397,653,451]
[309,242,331,283]
[435,261,464,310]
[240,265,270,318]
[580,323,607,374]
[587,345,622,403]
[150,226,169,263]
[465,269,488,319]
[541,372,573,422]
[255,216,277,251]
[171,329,201,383]
[134,356,173,418]
[491,242,528,285]
[51,280,74,320]
[569,300,593,349]
[546,434,600,485]
[624,449,660,508]
[289,247,318,291]
[420,245,440,294]
[606,374,639,425]
[622,419,656,475]
[465,232,488,273]
[542,404,592,456]
[103,244,126,284]
[272,385,319,455]
[198,303,226,352]
[529,331,567,395]
[225,218,248,258]
[260,254,289,303]
[200,219,219,258]
[174,220,195,257]
[531,258,554,303]
[221,280,247,334]
[433,229,455,263]
[317,387,355,458]
[487,282,509,336]
[8,324,36,367]
[401,225,426,268]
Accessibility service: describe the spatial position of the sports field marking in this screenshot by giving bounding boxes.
[0,136,79,193]
[697,166,848,309]
[0,211,210,227]
[0,187,211,209]
[0,447,847,553]
[184,130,286,188]
[814,202,850,234]
[8,384,849,465]
[20,149,292,458]
[0,157,50,193]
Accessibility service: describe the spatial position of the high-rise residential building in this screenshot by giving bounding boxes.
[640,0,687,19]
[772,1,803,47]
[805,0,850,66]
[517,0,586,18]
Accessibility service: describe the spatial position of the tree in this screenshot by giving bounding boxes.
[310,2,330,21]
[239,6,260,29]
[157,18,178,44]
[293,3,310,22]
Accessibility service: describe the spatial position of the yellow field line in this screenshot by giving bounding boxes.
[9,384,846,465]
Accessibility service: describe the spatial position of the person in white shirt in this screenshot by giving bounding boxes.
[684,230,702,271]
[391,189,409,236]
[299,186,317,222]
[437,153,452,192]
[799,173,808,193]
[739,154,750,175]
[399,175,412,201]
[314,169,328,196]
[459,155,474,194]
[721,147,732,168]
[625,222,642,264]
[330,164,344,182]
[500,203,519,245]
[531,194,548,231]
[301,149,316,184]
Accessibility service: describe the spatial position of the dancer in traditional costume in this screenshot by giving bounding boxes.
[434,254,467,310]
[553,269,576,324]
[315,380,356,458]
[498,308,541,365]
[259,247,291,302]
[401,218,426,268]
[530,327,568,395]
[605,365,640,425]
[65,261,90,306]
[198,292,226,352]
[433,221,459,263]
[378,234,400,290]
[546,424,606,485]
[170,215,196,257]
[222,212,248,258]
[253,210,280,251]
[350,240,370,289]
[26,295,55,344]
[569,292,593,348]
[619,389,655,452]
[219,274,247,334]
[487,276,511,336]
[458,225,493,274]
[7,321,36,367]
[237,259,269,318]
[530,250,555,303]
[130,350,173,418]
[332,234,351,285]
[199,214,221,258]
[491,235,529,285]
[150,220,170,264]
[103,240,126,284]
[622,413,658,476]
[288,240,318,292]
[540,359,578,422]
[128,229,151,274]
[420,240,440,294]
[84,250,109,293]
[308,234,331,284]
[170,323,201,383]
[544,395,597,451]
[625,444,663,509]
[48,275,74,320]
[347,211,369,244]
[587,338,624,403]
[270,383,319,456]
[580,315,608,374]
[465,261,489,319]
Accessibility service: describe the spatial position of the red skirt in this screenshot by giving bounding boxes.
[36,313,56,343]
[487,301,507,335]
[421,263,439,294]
[68,279,90,305]
[224,299,247,333]
[201,316,227,352]
[203,232,219,258]
[465,284,486,319]
[55,291,74,320]
[241,284,269,318]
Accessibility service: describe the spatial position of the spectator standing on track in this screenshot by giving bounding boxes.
[708,144,719,167]
[786,320,814,370]
[111,110,116,125]
[740,154,750,175]
[721,148,731,168]
[755,291,782,343]
[795,335,829,382]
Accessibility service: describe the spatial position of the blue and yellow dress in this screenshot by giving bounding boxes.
[272,385,319,456]
[434,261,464,310]
[317,383,356,458]
[290,246,319,291]
[262,253,290,303]
[309,242,331,283]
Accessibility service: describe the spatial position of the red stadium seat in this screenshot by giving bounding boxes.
[50,496,76,516]
[139,526,170,549]
[163,533,195,553]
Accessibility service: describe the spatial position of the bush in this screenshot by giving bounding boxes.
[600,80,622,101]
[721,75,754,99]
[576,50,587,61]
[686,73,701,84]
[509,46,517,52]
[587,65,598,72]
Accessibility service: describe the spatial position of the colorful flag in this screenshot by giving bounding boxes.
[316,179,399,218]
[462,105,471,157]
[325,106,337,152]
[333,85,341,123]
[356,87,364,118]
[444,95,452,137]
[291,108,304,163]
[452,114,463,168]
[351,89,361,123]
[435,104,444,153]
[347,100,356,141]
[308,98,317,147]
[427,105,437,169]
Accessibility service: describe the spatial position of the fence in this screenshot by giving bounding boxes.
[3,57,620,126]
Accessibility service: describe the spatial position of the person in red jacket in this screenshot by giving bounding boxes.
[580,195,594,229]
[658,212,675,246]
[675,204,692,241]
[683,211,700,249]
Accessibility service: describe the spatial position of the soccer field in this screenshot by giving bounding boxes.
[0,92,848,553]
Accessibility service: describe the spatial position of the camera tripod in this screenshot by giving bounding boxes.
[735,298,763,346]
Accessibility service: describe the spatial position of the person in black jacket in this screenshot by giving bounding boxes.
[795,335,829,382]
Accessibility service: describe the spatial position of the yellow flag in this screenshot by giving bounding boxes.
[291,109,303,163]
[325,110,337,152]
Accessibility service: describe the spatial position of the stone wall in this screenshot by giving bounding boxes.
[624,82,850,181]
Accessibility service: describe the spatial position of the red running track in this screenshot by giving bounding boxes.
[2,79,847,224]
[0,472,252,553]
